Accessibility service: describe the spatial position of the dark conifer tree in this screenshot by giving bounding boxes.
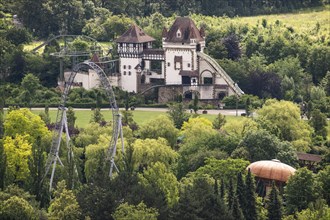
[236,172,247,217]
[228,178,234,210]
[245,169,257,220]
[232,194,245,220]
[0,109,5,189]
[267,181,282,220]
[220,179,225,198]
[214,179,219,195]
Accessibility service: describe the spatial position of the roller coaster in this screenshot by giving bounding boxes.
[33,35,123,191]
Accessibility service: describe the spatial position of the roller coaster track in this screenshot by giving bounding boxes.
[197,52,244,96]
[44,61,123,191]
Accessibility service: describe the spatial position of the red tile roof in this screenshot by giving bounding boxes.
[165,17,204,43]
[116,24,155,43]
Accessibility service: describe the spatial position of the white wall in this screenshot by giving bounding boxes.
[120,57,140,92]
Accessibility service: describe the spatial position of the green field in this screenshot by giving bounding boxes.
[28,109,241,128]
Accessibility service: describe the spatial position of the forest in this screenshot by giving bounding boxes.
[0,0,330,219]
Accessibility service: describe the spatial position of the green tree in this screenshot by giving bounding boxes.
[236,172,247,218]
[48,180,82,219]
[239,129,280,162]
[27,136,47,205]
[121,110,138,131]
[231,194,245,220]
[245,169,257,220]
[316,165,330,205]
[66,107,77,129]
[310,109,327,139]
[0,196,34,219]
[4,108,50,144]
[3,135,32,183]
[192,94,199,113]
[213,113,226,129]
[167,103,190,129]
[193,158,250,185]
[138,115,179,147]
[90,108,105,124]
[76,183,115,220]
[173,175,233,220]
[21,73,42,108]
[257,100,313,151]
[267,182,282,220]
[133,138,178,170]
[0,139,5,189]
[285,167,316,214]
[112,202,159,220]
[138,162,179,208]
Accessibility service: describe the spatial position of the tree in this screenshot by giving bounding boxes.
[231,194,245,220]
[192,94,199,113]
[48,180,82,219]
[76,183,115,220]
[245,169,257,220]
[121,110,138,131]
[90,108,105,124]
[27,136,47,205]
[236,172,247,218]
[309,109,327,139]
[267,182,282,220]
[66,107,77,129]
[316,165,330,205]
[173,175,233,220]
[257,100,313,151]
[112,202,159,220]
[285,168,316,214]
[193,158,250,185]
[138,115,179,147]
[3,135,32,183]
[167,103,190,129]
[222,117,258,139]
[222,34,242,60]
[138,162,179,208]
[0,139,5,189]
[0,196,34,219]
[239,129,280,162]
[133,138,178,170]
[21,73,42,108]
[5,28,32,46]
[212,113,226,129]
[4,108,50,144]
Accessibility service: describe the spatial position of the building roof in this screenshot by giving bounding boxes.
[116,24,155,43]
[296,152,322,163]
[164,17,204,43]
[247,159,296,182]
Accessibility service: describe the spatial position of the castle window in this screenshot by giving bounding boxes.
[174,56,182,70]
[187,63,191,68]
[176,29,181,38]
[128,71,131,76]
[123,65,126,69]
[123,71,126,75]
[167,62,170,67]
[128,65,131,69]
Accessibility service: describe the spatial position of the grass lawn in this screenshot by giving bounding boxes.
[29,109,240,128]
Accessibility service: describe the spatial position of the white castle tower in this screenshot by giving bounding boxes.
[162,17,206,86]
[116,24,155,92]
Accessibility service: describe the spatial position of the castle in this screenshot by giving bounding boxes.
[71,17,243,103]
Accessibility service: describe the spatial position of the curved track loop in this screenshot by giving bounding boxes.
[44,61,122,191]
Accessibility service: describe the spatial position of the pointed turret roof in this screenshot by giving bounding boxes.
[116,24,155,43]
[165,17,204,43]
